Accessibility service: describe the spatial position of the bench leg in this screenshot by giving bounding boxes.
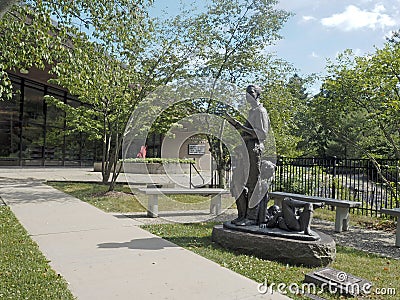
[210,194,222,215]
[147,195,159,218]
[335,207,350,232]
[396,217,400,247]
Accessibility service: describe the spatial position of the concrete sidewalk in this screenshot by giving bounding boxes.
[0,166,210,188]
[0,172,289,299]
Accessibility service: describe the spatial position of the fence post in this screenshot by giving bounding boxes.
[279,156,283,191]
[210,157,214,188]
[189,162,192,188]
[331,156,337,198]
[397,160,399,208]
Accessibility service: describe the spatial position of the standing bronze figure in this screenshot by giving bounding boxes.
[225,85,269,226]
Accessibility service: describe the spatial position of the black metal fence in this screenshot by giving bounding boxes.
[272,157,400,216]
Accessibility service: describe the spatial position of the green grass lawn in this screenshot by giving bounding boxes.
[47,181,233,213]
[0,206,75,300]
[47,181,145,213]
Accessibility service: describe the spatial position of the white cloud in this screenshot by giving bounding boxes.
[321,4,396,31]
[302,15,316,22]
[310,51,319,58]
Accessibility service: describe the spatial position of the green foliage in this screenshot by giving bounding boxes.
[39,1,196,187]
[0,67,12,100]
[0,206,75,300]
[182,0,293,185]
[0,3,61,99]
[314,42,400,159]
[274,163,327,195]
[191,0,290,82]
[261,70,316,157]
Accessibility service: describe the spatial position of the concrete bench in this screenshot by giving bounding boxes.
[269,191,361,233]
[138,188,230,218]
[380,208,400,247]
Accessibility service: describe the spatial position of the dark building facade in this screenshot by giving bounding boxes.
[0,71,103,166]
[0,70,164,166]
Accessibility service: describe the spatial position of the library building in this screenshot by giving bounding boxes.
[0,68,210,170]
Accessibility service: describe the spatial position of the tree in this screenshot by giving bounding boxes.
[312,43,400,200]
[1,1,197,190]
[43,1,198,190]
[315,45,400,159]
[0,2,63,100]
[184,0,291,187]
[262,72,315,157]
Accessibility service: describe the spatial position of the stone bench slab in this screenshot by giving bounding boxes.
[380,208,400,247]
[269,192,361,233]
[138,188,229,217]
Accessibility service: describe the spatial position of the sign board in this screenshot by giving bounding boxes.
[188,144,206,155]
[305,267,372,296]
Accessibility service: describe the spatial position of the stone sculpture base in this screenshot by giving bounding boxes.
[212,224,336,267]
[223,221,321,241]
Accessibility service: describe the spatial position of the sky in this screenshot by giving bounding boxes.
[151,0,400,91]
[273,0,400,80]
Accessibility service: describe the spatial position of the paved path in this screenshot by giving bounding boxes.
[0,166,209,188]
[0,169,289,300]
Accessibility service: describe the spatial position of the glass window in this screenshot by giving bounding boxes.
[64,132,81,163]
[1,73,100,165]
[24,86,45,126]
[146,133,162,158]
[0,82,21,159]
[67,98,81,108]
[25,80,44,91]
[46,94,65,129]
[21,124,44,160]
[81,134,99,163]
[21,84,45,162]
[45,125,64,161]
[44,89,65,164]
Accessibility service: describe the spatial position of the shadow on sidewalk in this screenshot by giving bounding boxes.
[97,237,178,250]
[0,178,75,205]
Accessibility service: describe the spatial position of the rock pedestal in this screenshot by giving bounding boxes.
[212,223,336,267]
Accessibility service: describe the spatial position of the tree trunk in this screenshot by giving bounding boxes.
[217,164,226,188]
[208,136,227,189]
[101,129,111,184]
[101,116,112,184]
[108,138,123,192]
[217,138,226,188]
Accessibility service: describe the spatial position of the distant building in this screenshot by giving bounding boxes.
[0,69,211,170]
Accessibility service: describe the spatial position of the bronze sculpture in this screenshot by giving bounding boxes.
[225,85,269,226]
[263,198,324,236]
[225,85,324,235]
